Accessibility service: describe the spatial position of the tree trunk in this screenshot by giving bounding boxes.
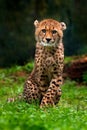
[63,55,87,82]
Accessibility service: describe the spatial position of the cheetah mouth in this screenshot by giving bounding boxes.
[40,41,56,47]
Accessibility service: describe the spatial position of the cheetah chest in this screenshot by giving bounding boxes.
[43,55,57,79]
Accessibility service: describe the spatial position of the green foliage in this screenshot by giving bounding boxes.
[0,62,33,79]
[78,46,87,55]
[23,61,34,72]
[64,56,73,64]
[0,66,87,130]
[83,72,87,83]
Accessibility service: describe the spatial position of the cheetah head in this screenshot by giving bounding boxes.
[34,19,66,47]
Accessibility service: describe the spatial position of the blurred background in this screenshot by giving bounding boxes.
[0,0,87,67]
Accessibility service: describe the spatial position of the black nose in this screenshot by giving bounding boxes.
[46,38,51,42]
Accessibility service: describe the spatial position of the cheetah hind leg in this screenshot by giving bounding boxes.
[23,80,41,104]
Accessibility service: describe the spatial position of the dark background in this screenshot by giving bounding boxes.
[0,0,87,67]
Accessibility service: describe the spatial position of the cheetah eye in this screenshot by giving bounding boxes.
[52,30,57,34]
[42,29,46,33]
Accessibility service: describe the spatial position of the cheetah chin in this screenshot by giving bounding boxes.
[40,41,56,47]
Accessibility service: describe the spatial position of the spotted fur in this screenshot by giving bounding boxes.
[23,19,66,107]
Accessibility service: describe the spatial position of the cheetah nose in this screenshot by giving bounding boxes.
[46,38,51,43]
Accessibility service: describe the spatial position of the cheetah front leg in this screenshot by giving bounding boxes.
[40,75,62,108]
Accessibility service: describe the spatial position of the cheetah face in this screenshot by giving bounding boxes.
[34,19,66,47]
[40,28,59,47]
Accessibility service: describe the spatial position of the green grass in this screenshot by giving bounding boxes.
[64,56,73,64]
[0,64,87,130]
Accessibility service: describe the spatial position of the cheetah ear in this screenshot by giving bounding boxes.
[60,22,66,30]
[34,20,39,28]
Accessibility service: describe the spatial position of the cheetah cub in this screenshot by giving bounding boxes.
[23,19,66,108]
